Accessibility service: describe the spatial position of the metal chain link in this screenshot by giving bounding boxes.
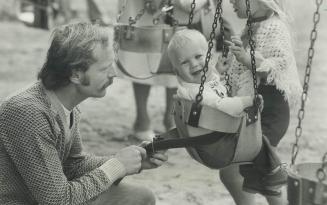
[245,0,259,108]
[153,0,168,24]
[224,71,232,96]
[215,1,232,96]
[113,0,128,62]
[291,0,324,166]
[194,0,223,105]
[129,8,146,26]
[165,11,179,27]
[218,7,227,58]
[116,0,127,23]
[316,152,327,182]
[188,0,196,26]
[163,0,179,28]
[128,0,157,26]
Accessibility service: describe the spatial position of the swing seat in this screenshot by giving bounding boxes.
[114,23,177,53]
[173,98,262,169]
[288,163,327,205]
[114,24,185,78]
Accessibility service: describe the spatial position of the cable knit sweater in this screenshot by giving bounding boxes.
[0,82,124,205]
[227,15,302,106]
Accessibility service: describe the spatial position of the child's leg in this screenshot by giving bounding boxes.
[265,186,288,205]
[220,166,286,205]
[240,136,287,195]
[252,135,282,175]
[132,82,153,140]
[258,84,289,204]
[219,165,256,205]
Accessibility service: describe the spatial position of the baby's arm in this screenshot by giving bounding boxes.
[214,96,253,117]
[255,25,294,77]
[239,96,253,109]
[176,83,254,117]
[201,86,253,117]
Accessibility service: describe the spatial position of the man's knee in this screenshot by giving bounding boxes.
[89,183,155,205]
[116,183,155,205]
[134,186,156,205]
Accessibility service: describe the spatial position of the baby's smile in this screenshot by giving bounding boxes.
[192,69,202,76]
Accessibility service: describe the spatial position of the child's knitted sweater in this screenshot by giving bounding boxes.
[227,15,302,106]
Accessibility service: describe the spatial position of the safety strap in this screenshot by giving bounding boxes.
[144,128,231,155]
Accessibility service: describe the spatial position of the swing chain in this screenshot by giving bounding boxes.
[245,0,259,108]
[113,0,129,64]
[129,8,146,26]
[316,152,327,182]
[188,0,197,26]
[218,16,227,57]
[163,0,179,27]
[224,71,232,96]
[217,1,231,95]
[195,0,223,105]
[152,0,173,25]
[165,12,179,27]
[129,0,158,26]
[116,0,127,23]
[291,0,324,166]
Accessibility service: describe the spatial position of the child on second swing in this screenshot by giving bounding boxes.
[166,29,287,194]
[216,0,303,202]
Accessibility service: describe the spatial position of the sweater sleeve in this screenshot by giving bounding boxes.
[63,128,126,184]
[63,127,109,179]
[256,21,293,76]
[0,103,118,205]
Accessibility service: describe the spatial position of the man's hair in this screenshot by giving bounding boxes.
[167,29,208,69]
[38,22,111,90]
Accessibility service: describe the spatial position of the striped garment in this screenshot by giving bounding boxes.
[0,82,115,205]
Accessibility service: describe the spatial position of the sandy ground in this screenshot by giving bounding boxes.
[1,0,327,204]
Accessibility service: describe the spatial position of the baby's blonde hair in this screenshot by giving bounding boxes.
[167,29,208,69]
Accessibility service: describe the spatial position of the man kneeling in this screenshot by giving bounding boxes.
[0,22,167,205]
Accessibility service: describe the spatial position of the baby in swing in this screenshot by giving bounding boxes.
[167,29,287,195]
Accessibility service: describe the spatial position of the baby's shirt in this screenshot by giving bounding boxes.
[176,74,247,117]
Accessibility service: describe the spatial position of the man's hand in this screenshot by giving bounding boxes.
[114,145,147,175]
[139,141,168,170]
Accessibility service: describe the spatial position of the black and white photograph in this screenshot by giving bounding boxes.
[0,0,326,204]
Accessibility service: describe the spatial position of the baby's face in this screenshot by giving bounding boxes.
[173,42,213,84]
